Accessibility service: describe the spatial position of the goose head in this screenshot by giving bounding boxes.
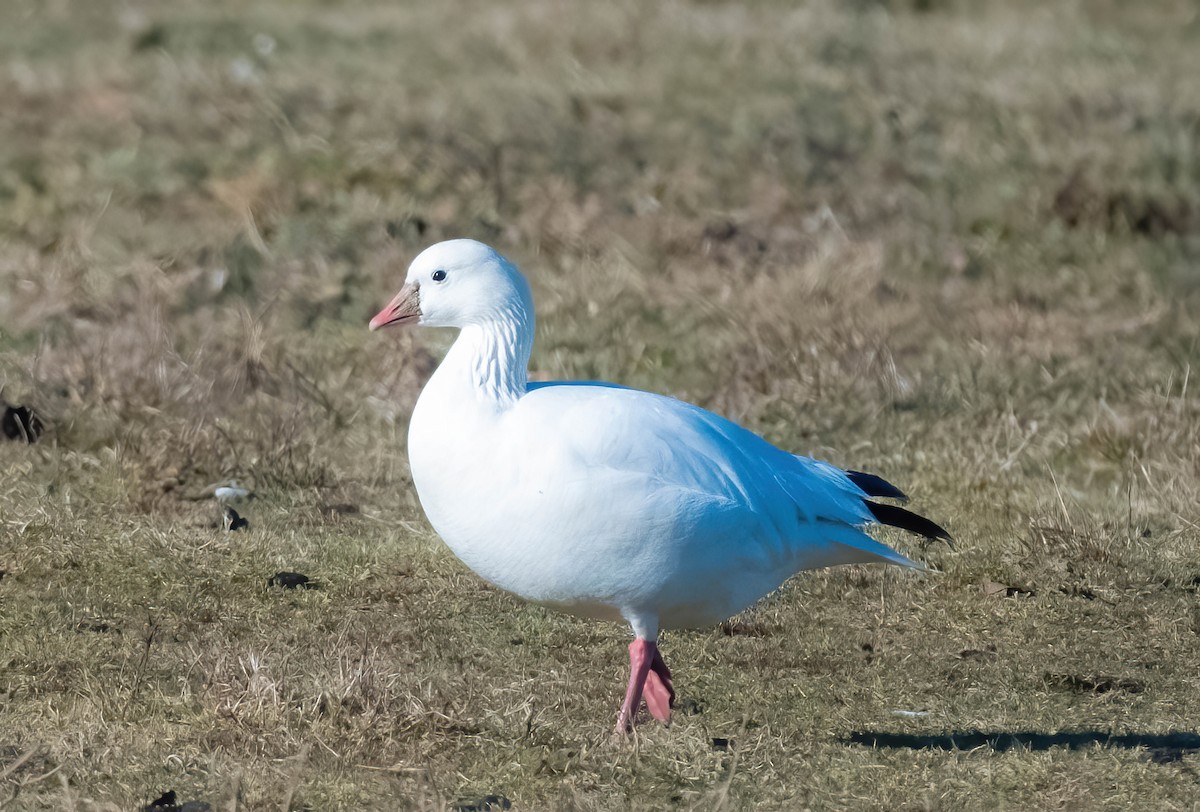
[369,239,533,331]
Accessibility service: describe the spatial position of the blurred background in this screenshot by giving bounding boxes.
[2,1,1199,809]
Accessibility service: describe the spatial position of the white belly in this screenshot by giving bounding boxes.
[408,414,793,630]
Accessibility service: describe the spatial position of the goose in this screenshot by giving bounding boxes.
[370,239,949,733]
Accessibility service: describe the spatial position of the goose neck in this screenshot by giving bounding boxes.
[447,310,533,408]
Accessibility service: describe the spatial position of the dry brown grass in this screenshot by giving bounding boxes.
[3,0,1200,809]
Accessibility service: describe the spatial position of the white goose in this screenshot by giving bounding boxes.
[370,239,948,733]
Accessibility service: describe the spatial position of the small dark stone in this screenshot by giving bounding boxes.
[2,405,44,443]
[143,790,177,811]
[268,571,317,590]
[224,507,249,532]
[132,24,167,51]
[140,792,209,812]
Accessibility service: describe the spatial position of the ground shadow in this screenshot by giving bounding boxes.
[847,730,1200,763]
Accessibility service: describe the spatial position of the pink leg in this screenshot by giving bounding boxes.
[616,639,675,732]
[644,646,675,723]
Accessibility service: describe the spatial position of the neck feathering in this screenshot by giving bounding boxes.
[449,297,534,408]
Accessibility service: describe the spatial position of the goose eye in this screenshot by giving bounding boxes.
[432,269,447,282]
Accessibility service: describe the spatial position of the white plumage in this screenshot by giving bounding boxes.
[370,239,947,732]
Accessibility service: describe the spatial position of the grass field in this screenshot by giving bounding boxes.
[3,0,1200,808]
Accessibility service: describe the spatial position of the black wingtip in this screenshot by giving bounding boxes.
[846,470,909,503]
[866,501,953,547]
